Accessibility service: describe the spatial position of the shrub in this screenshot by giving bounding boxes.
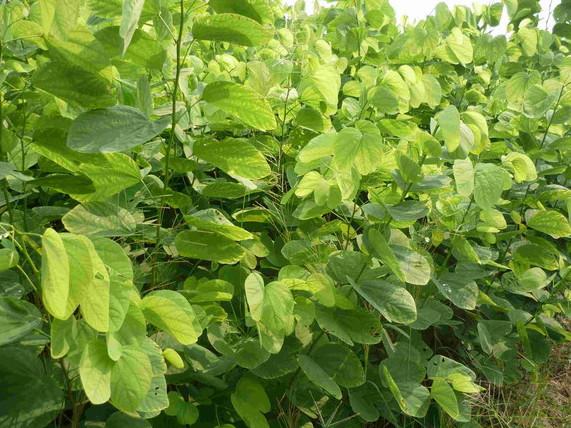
[0,0,570,427]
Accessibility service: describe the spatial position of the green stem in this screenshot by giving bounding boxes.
[154,0,185,285]
[163,0,185,189]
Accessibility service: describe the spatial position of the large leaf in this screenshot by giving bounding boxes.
[41,228,70,319]
[202,82,276,131]
[62,201,138,237]
[474,163,512,210]
[0,297,42,346]
[80,340,114,404]
[119,0,144,54]
[66,106,169,153]
[209,0,274,24]
[333,126,384,176]
[32,61,116,109]
[230,376,271,428]
[298,354,342,399]
[0,346,64,427]
[32,126,141,202]
[312,344,365,388]
[527,210,571,239]
[436,105,461,152]
[141,290,200,345]
[194,138,271,179]
[192,13,273,46]
[110,345,153,413]
[433,272,479,310]
[73,236,111,332]
[175,230,245,264]
[351,279,417,324]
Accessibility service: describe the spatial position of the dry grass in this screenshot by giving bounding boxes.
[473,341,571,428]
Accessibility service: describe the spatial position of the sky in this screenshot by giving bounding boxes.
[284,0,557,28]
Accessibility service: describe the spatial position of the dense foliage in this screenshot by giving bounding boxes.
[1,0,571,426]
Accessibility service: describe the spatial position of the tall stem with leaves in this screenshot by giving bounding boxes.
[163,0,185,190]
[154,0,185,286]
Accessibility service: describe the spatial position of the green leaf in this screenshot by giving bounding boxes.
[51,316,76,359]
[71,236,111,332]
[175,230,245,264]
[315,305,382,346]
[453,159,474,196]
[62,201,138,237]
[431,379,460,420]
[437,28,473,65]
[348,383,381,422]
[231,376,271,428]
[119,0,144,55]
[433,273,479,310]
[165,391,199,425]
[298,354,342,399]
[163,348,185,369]
[473,163,512,210]
[141,290,200,345]
[110,345,153,412]
[245,272,265,322]
[393,246,431,286]
[106,412,151,428]
[41,228,70,319]
[66,106,170,153]
[257,281,295,353]
[313,344,365,388]
[194,138,271,179]
[527,210,571,238]
[80,340,113,405]
[185,209,252,241]
[210,0,274,24]
[192,13,273,46]
[32,61,116,109]
[183,278,234,303]
[370,70,410,114]
[363,228,404,282]
[92,238,133,332]
[202,82,276,131]
[32,135,142,202]
[523,84,556,118]
[0,346,64,428]
[351,279,417,324]
[436,105,461,152]
[0,248,19,271]
[333,126,384,176]
[0,297,42,346]
[300,64,341,114]
[382,366,430,417]
[501,152,537,183]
